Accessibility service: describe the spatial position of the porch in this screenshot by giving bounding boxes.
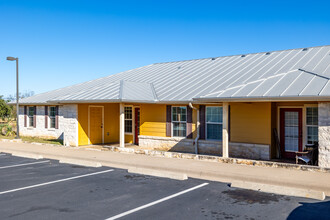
[76,101,329,168]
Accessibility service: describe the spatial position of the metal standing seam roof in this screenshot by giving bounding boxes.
[17,45,330,105]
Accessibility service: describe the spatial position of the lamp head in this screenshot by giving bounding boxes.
[6,57,17,61]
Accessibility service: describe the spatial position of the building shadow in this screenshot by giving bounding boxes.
[287,200,330,220]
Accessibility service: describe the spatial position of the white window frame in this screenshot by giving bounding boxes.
[171,106,187,138]
[28,106,35,128]
[205,106,223,141]
[124,105,133,135]
[304,104,318,146]
[48,106,56,129]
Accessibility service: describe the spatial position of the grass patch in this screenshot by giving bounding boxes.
[0,135,15,140]
[0,135,63,145]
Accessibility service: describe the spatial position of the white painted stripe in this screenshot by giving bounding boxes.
[0,169,113,195]
[106,182,209,220]
[0,160,50,170]
[0,154,6,156]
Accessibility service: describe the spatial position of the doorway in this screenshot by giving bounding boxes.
[280,108,302,158]
[88,106,104,144]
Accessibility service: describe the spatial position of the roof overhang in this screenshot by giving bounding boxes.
[46,99,193,105]
[193,96,330,103]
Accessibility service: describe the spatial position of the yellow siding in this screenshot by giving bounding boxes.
[230,102,271,145]
[79,102,273,146]
[104,103,120,143]
[78,104,89,145]
[125,134,133,143]
[140,104,167,137]
[78,103,121,146]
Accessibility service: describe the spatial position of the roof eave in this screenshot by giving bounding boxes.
[193,96,330,102]
[47,99,194,104]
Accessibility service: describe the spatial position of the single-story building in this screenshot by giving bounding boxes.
[15,45,330,168]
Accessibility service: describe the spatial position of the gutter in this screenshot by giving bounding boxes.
[189,102,199,154]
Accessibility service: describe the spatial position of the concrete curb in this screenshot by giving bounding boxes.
[2,139,329,173]
[128,167,188,180]
[103,146,330,173]
[59,158,102,167]
[231,181,326,200]
[10,151,43,160]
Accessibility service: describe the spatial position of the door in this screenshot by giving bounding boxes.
[89,106,103,144]
[280,108,302,158]
[134,108,140,145]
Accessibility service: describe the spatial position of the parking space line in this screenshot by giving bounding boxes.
[106,182,209,220]
[0,160,50,170]
[0,169,114,195]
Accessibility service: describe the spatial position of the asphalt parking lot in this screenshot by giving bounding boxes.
[0,153,329,220]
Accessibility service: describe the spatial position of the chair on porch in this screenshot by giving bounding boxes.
[295,142,318,166]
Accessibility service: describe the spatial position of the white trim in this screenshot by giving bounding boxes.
[171,106,187,137]
[88,105,104,145]
[304,104,319,146]
[48,106,56,129]
[75,104,79,147]
[27,106,35,128]
[119,103,125,148]
[124,105,134,135]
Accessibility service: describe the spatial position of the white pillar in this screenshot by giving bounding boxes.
[119,103,125,148]
[222,102,229,158]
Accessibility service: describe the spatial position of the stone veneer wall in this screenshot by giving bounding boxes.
[138,135,270,160]
[318,102,330,168]
[19,104,78,146]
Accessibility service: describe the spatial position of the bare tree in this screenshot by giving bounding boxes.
[6,90,35,101]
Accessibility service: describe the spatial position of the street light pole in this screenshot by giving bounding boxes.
[7,56,20,139]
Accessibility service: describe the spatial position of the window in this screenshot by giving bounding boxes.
[28,106,35,127]
[206,106,223,140]
[49,106,56,128]
[306,107,318,145]
[172,106,186,137]
[125,106,133,133]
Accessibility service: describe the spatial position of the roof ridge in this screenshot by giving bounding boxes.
[198,68,330,99]
[298,68,330,80]
[153,45,330,65]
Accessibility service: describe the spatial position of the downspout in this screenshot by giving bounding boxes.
[189,102,199,154]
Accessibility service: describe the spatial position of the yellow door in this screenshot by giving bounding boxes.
[89,107,103,144]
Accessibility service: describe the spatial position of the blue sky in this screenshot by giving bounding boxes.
[1,0,330,98]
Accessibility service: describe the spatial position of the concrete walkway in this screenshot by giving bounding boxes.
[0,141,329,200]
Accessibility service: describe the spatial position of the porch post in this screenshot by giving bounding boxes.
[120,103,125,148]
[222,102,229,158]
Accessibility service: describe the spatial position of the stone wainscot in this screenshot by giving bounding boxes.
[19,104,78,146]
[138,135,270,160]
